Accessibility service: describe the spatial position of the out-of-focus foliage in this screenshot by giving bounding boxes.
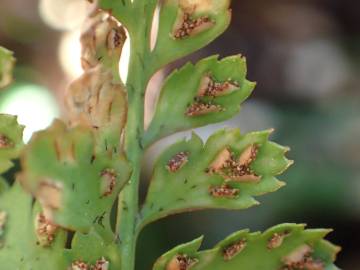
[0,47,15,89]
[0,114,24,173]
[20,120,131,232]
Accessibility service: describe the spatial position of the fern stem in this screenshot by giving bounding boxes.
[116,21,148,270]
[114,2,158,268]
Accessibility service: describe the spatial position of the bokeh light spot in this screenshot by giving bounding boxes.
[59,30,83,80]
[0,84,59,142]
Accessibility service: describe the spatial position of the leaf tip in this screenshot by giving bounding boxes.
[287,159,295,168]
[267,128,275,135]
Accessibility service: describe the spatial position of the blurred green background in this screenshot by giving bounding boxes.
[0,0,359,269]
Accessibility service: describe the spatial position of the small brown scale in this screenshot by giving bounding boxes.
[282,245,325,270]
[167,254,198,270]
[71,261,89,270]
[37,180,63,219]
[240,145,258,166]
[35,213,58,246]
[223,239,247,261]
[167,152,189,172]
[282,257,325,270]
[302,259,326,270]
[174,13,212,39]
[210,145,260,182]
[0,134,12,148]
[70,258,109,270]
[106,27,123,50]
[185,70,241,117]
[199,75,240,97]
[209,184,239,198]
[267,232,288,250]
[100,169,117,197]
[227,145,259,179]
[223,160,252,178]
[91,257,109,270]
[185,102,222,117]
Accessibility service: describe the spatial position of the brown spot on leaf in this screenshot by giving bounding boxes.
[70,260,89,270]
[167,254,198,270]
[167,151,189,172]
[35,212,58,247]
[238,144,258,167]
[100,168,117,197]
[209,184,239,198]
[185,102,222,116]
[173,11,214,39]
[208,145,261,183]
[92,257,110,270]
[37,180,63,220]
[267,232,289,250]
[303,260,325,270]
[198,75,240,97]
[283,245,312,266]
[282,244,324,270]
[0,134,12,149]
[223,239,247,261]
[106,26,126,51]
[208,148,232,172]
